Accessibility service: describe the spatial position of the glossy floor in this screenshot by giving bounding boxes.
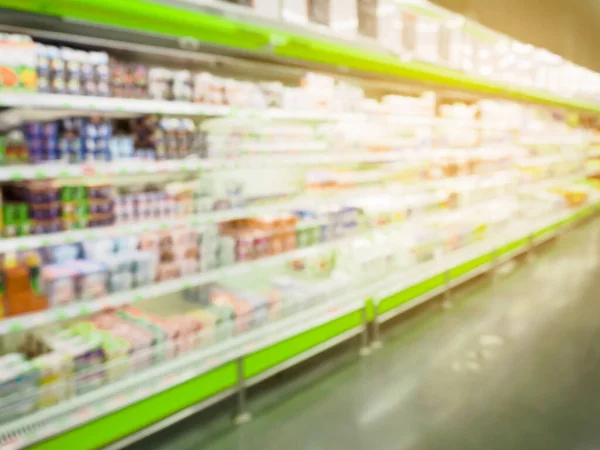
[129,218,600,450]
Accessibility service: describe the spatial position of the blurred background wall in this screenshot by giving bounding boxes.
[432,0,600,72]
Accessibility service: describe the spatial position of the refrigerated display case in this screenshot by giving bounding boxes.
[0,1,599,449]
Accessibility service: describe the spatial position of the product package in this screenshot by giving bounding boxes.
[0,33,37,92]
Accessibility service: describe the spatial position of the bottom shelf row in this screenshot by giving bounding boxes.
[0,200,598,450]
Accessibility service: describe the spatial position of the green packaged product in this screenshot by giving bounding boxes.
[3,204,17,237]
[17,203,30,236]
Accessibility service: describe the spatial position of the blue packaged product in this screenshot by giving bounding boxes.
[119,137,134,158]
[95,137,109,152]
[47,243,80,263]
[83,238,115,259]
[92,150,109,162]
[61,117,85,132]
[83,137,96,154]
[83,121,98,139]
[67,139,85,163]
[108,138,121,161]
[43,136,58,152]
[27,136,43,154]
[42,122,58,137]
[23,122,43,137]
[98,121,112,139]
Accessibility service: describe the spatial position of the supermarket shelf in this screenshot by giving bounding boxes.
[0,171,514,254]
[0,93,521,132]
[373,201,600,322]
[0,151,433,182]
[0,223,384,336]
[0,201,598,450]
[0,289,366,450]
[1,1,599,113]
[0,191,506,334]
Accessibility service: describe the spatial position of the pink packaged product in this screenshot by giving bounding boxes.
[166,315,202,353]
[171,227,197,247]
[177,258,199,276]
[41,264,78,307]
[120,306,177,338]
[120,306,179,358]
[156,262,180,281]
[138,231,160,252]
[90,314,154,370]
[90,312,121,329]
[211,288,253,334]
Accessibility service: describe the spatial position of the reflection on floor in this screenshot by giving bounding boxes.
[128,218,600,450]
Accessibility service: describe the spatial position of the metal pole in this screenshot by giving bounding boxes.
[359,305,371,357]
[490,246,499,284]
[442,269,452,310]
[371,301,383,351]
[233,357,252,425]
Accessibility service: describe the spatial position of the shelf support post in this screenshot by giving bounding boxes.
[442,269,452,309]
[233,357,252,425]
[359,304,371,357]
[371,300,383,351]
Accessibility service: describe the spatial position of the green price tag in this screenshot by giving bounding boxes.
[9,323,23,333]
[10,172,23,181]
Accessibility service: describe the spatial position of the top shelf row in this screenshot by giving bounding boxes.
[1,0,600,113]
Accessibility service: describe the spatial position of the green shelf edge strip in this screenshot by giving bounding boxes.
[496,237,529,259]
[244,310,362,378]
[1,0,600,113]
[450,252,492,279]
[379,273,446,315]
[27,202,600,450]
[31,362,238,450]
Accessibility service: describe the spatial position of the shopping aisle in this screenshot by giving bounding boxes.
[128,218,600,450]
